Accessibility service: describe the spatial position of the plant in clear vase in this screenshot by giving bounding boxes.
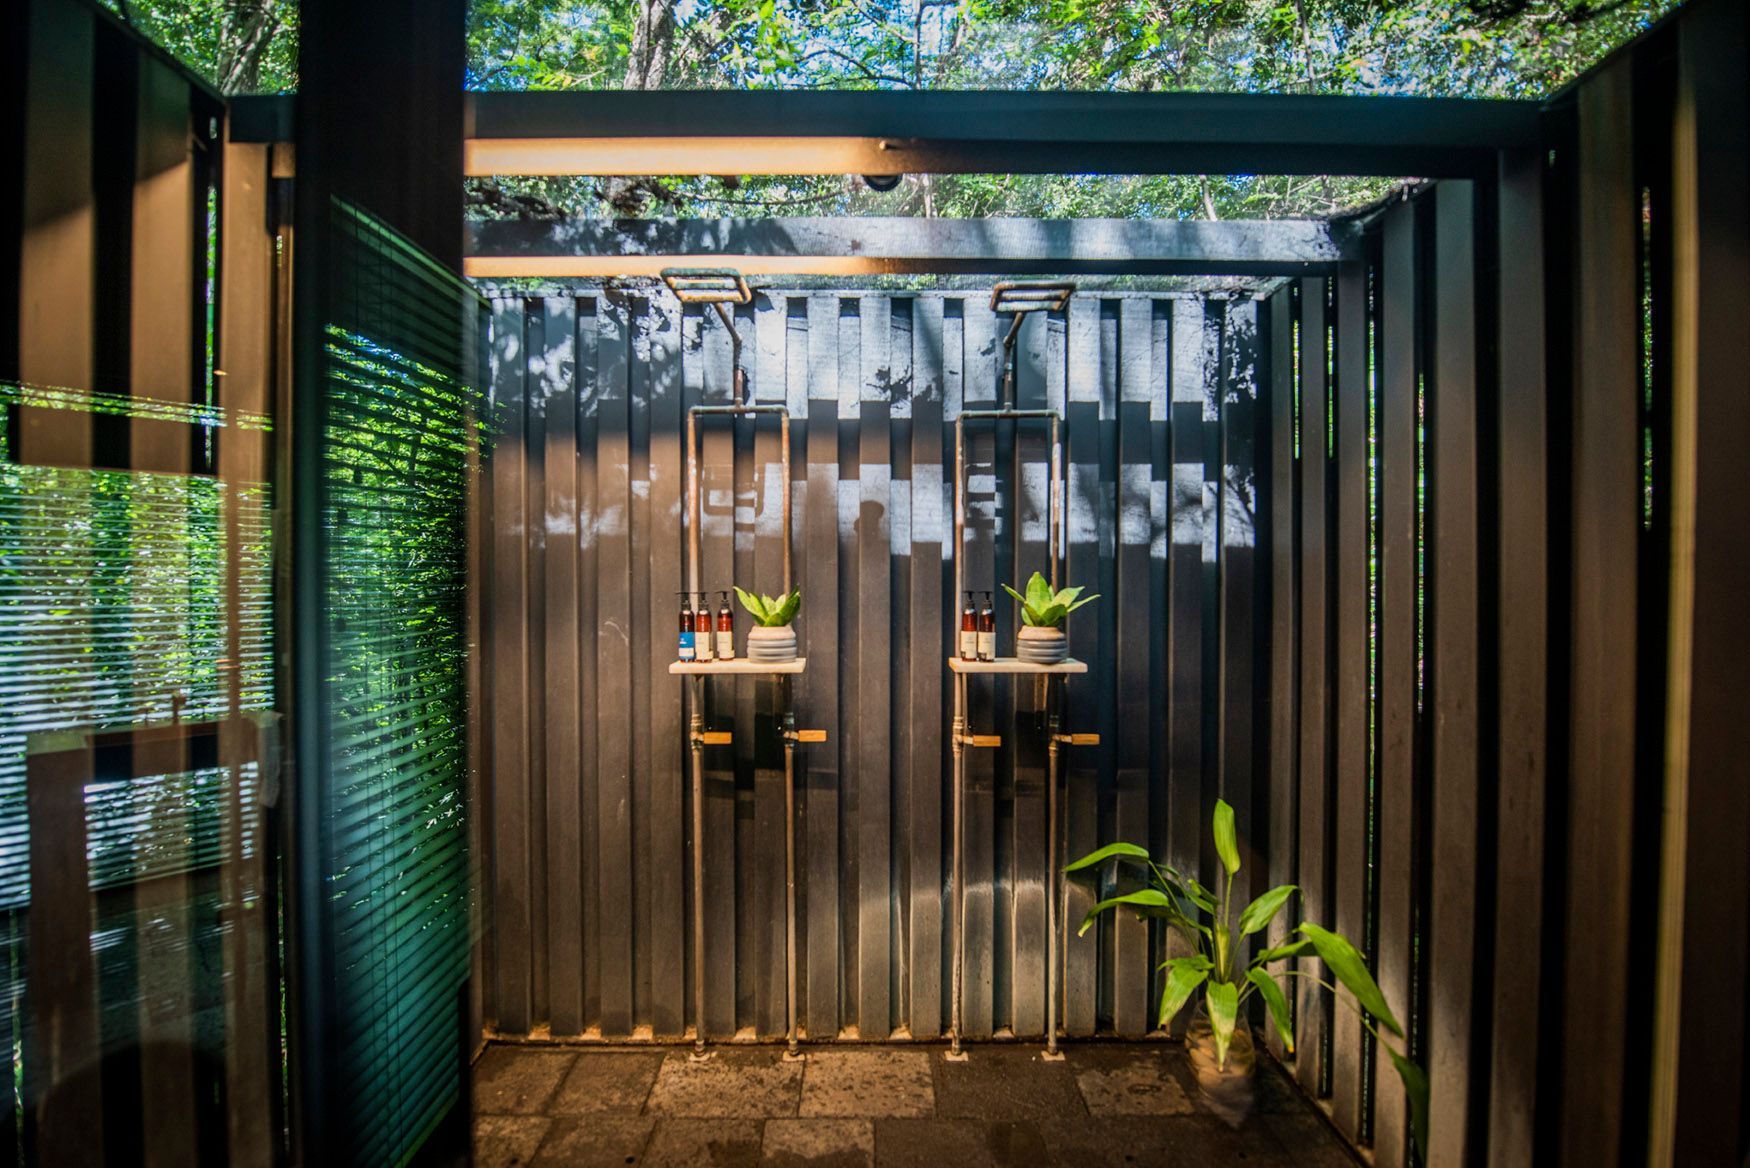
[1067,799,1428,1152]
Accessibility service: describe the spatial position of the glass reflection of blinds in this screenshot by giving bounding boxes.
[318,200,481,1167]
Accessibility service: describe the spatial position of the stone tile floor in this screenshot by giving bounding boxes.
[474,1042,1362,1167]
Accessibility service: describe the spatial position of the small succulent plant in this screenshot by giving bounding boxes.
[1001,571,1100,628]
[734,587,802,627]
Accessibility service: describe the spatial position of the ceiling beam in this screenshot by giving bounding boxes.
[235,90,1543,178]
[463,215,1361,278]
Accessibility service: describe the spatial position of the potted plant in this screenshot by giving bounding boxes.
[1000,571,1099,665]
[734,587,801,663]
[1067,799,1428,1153]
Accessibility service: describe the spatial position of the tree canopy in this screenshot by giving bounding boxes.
[108,0,1675,219]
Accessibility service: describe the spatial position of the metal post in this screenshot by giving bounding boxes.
[949,675,967,1061]
[780,413,792,595]
[1045,687,1062,1060]
[689,676,708,1059]
[949,413,967,1061]
[782,687,801,1060]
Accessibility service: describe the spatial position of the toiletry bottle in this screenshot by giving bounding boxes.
[960,592,978,661]
[716,591,735,660]
[693,593,714,661]
[677,593,697,661]
[978,591,996,661]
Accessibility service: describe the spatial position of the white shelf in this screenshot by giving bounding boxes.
[669,657,807,676]
[947,656,1087,675]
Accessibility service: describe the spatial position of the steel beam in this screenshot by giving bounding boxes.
[464,216,1359,278]
[233,90,1541,178]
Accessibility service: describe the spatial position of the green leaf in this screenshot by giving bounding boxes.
[1025,570,1053,611]
[1250,938,1311,965]
[1183,877,1218,915]
[1063,841,1151,874]
[1052,585,1085,607]
[1062,592,1100,615]
[733,585,769,623]
[1298,923,1402,1039]
[1246,968,1294,1053]
[1389,1046,1430,1158]
[1034,602,1069,627]
[1077,888,1171,936]
[1000,583,1029,612]
[1157,953,1212,972]
[1212,798,1241,876]
[772,588,802,625]
[1207,979,1239,1068]
[1158,958,1208,1029]
[1237,884,1297,937]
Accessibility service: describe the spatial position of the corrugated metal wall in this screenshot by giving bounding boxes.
[476,288,1270,1043]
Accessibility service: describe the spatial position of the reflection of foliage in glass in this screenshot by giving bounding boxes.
[0,383,274,1142]
[0,386,273,911]
[321,200,483,1167]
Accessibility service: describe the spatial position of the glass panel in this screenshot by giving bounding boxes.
[0,383,278,1166]
[312,199,483,1167]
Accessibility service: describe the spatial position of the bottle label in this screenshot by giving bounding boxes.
[679,630,696,661]
[717,630,735,659]
[976,630,995,660]
[959,629,977,659]
[697,628,713,661]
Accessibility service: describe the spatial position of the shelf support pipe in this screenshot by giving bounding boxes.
[948,394,1064,1057]
[673,272,801,1059]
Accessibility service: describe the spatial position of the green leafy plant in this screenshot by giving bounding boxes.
[733,586,801,627]
[1000,571,1099,628]
[1067,799,1428,1156]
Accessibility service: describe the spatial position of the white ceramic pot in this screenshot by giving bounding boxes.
[1016,625,1068,664]
[746,624,798,663]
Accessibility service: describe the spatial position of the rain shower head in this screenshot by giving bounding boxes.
[661,267,754,305]
[990,280,1076,315]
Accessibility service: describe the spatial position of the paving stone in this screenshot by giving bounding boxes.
[930,1046,1086,1122]
[873,1119,1049,1168]
[474,1114,551,1168]
[529,1115,654,1167]
[1067,1046,1196,1116]
[764,1118,876,1167]
[801,1049,935,1118]
[646,1048,804,1118]
[1153,1115,1296,1166]
[474,1047,579,1115]
[1258,1113,1365,1167]
[548,1050,666,1115]
[1253,1060,1305,1113]
[641,1119,763,1167]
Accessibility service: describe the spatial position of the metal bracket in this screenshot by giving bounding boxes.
[786,729,828,743]
[696,730,733,746]
[659,267,753,305]
[1052,733,1101,746]
[959,734,1002,748]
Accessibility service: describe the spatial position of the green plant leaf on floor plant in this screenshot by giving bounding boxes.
[1250,938,1311,965]
[1297,923,1402,1039]
[1063,841,1151,874]
[1213,798,1241,876]
[1078,888,1172,936]
[1207,979,1239,1068]
[1159,957,1209,1029]
[1389,1045,1431,1159]
[1238,884,1298,937]
[1245,968,1295,1054]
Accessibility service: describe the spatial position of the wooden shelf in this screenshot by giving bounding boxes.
[947,656,1087,675]
[669,657,807,676]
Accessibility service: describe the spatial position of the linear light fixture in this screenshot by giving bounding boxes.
[463,254,909,279]
[464,136,907,177]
